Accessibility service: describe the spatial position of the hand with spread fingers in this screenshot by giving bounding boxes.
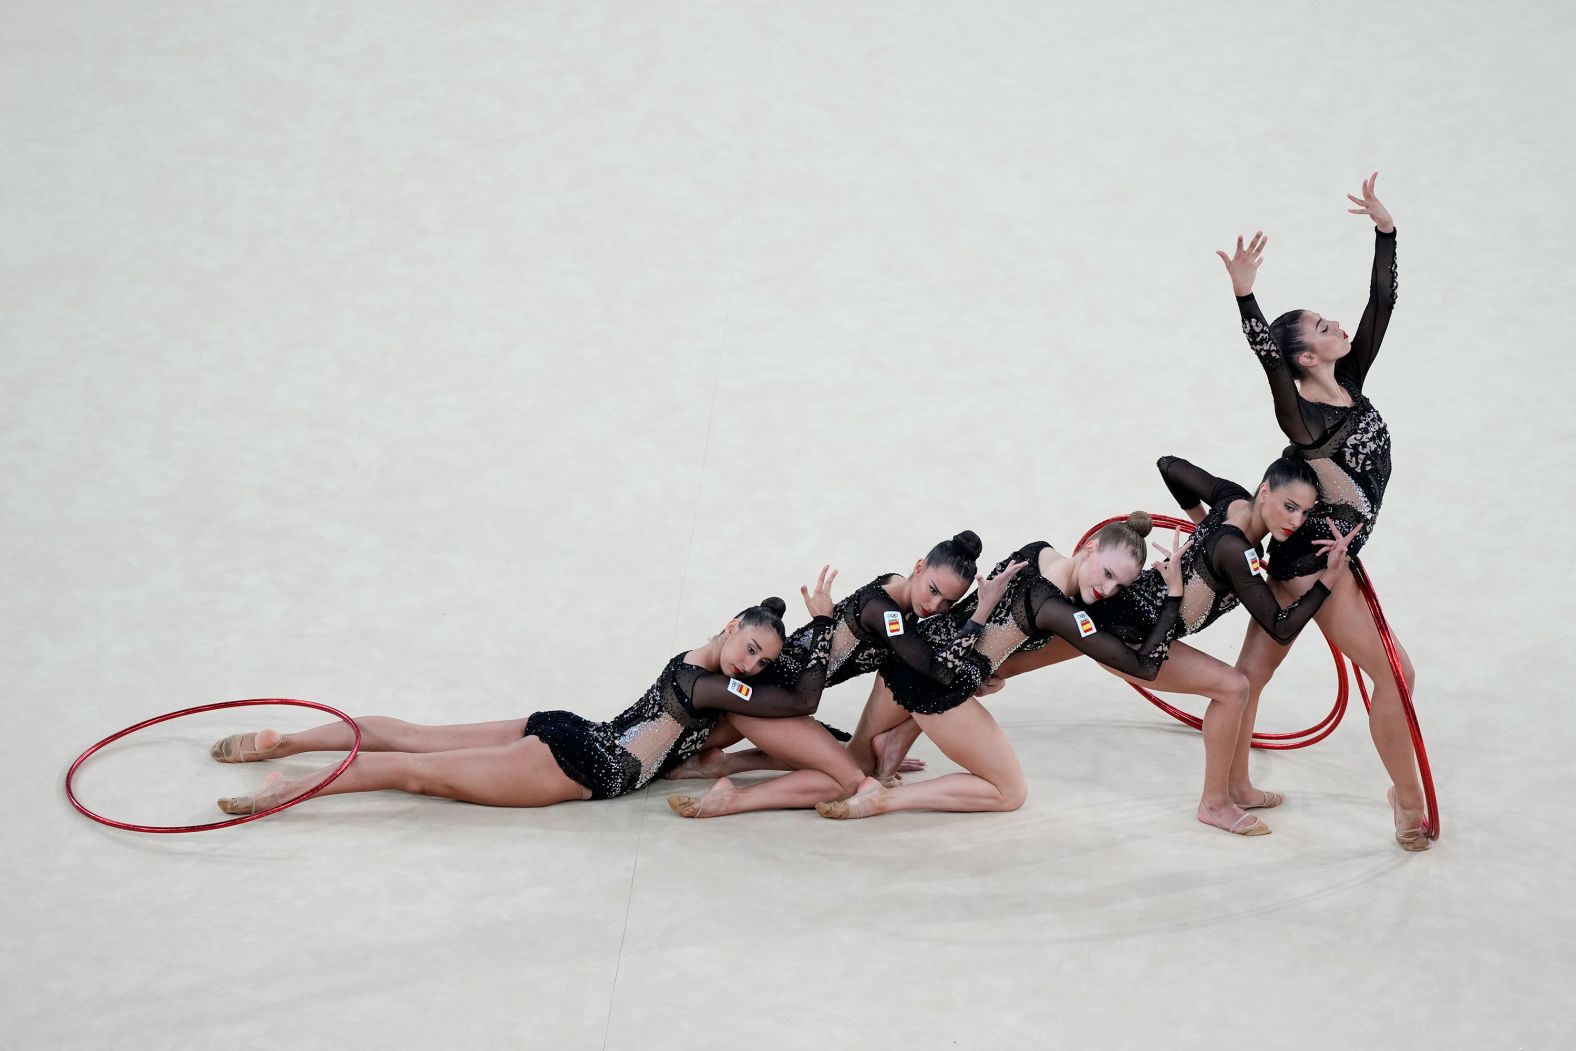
[1347,171,1394,233]
[1152,528,1193,597]
[1216,230,1268,297]
[800,565,839,619]
[970,560,1028,624]
[1312,519,1363,585]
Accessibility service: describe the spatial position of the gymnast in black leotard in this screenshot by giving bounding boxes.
[1237,231,1394,578]
[1090,457,1351,649]
[966,456,1356,836]
[206,572,857,815]
[817,517,1187,820]
[1219,173,1428,851]
[664,532,1031,817]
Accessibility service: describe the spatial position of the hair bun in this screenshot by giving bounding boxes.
[1125,511,1153,538]
[951,530,983,561]
[759,596,787,618]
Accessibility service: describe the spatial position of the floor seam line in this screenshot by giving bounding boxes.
[600,12,775,1047]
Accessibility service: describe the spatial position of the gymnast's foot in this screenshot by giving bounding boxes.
[816,777,891,820]
[667,776,740,819]
[663,747,729,781]
[1388,786,1430,852]
[1197,799,1270,836]
[210,729,284,763]
[872,729,926,786]
[1231,784,1286,810]
[217,771,298,815]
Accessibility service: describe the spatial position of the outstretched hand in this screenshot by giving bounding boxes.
[1216,231,1268,297]
[1152,528,1193,596]
[1347,172,1393,233]
[973,560,1028,618]
[1312,519,1363,577]
[800,564,839,619]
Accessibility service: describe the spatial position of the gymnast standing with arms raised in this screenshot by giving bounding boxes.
[1217,172,1428,850]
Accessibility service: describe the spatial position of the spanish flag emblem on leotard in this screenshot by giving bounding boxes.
[727,678,752,700]
[884,610,905,637]
[1073,610,1097,638]
[1245,549,1265,578]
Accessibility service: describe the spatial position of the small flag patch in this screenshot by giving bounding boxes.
[1246,549,1266,578]
[727,679,752,700]
[884,610,905,637]
[1074,610,1097,638]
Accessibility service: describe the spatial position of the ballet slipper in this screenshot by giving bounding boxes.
[1198,807,1272,836]
[209,729,280,763]
[878,773,902,789]
[1198,801,1271,836]
[1226,812,1272,836]
[667,795,704,818]
[1388,787,1430,852]
[217,772,287,815]
[666,777,737,818]
[1242,789,1286,810]
[816,790,887,820]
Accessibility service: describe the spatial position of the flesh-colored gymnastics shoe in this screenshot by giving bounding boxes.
[1388,787,1430,852]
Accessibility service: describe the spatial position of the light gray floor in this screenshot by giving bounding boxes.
[4,2,1572,1048]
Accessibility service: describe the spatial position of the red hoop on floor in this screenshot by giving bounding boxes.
[1076,515,1437,839]
[66,698,362,834]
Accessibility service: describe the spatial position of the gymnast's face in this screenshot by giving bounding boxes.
[910,561,971,619]
[1296,310,1351,369]
[720,623,783,678]
[1259,479,1319,542]
[1079,544,1143,605]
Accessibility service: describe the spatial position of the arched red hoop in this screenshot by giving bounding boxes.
[66,698,362,833]
[1076,515,1438,838]
[1076,515,1349,748]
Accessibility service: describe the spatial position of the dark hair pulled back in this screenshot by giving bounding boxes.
[924,530,983,582]
[1261,456,1319,492]
[1270,309,1311,378]
[734,596,788,642]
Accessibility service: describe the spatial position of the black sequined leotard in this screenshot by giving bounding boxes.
[1237,227,1397,580]
[1094,458,1331,646]
[525,617,835,799]
[885,542,1181,715]
[765,574,984,694]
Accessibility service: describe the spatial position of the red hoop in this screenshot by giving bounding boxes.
[66,698,362,833]
[1349,560,1438,839]
[1076,515,1438,839]
[1076,514,1349,748]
